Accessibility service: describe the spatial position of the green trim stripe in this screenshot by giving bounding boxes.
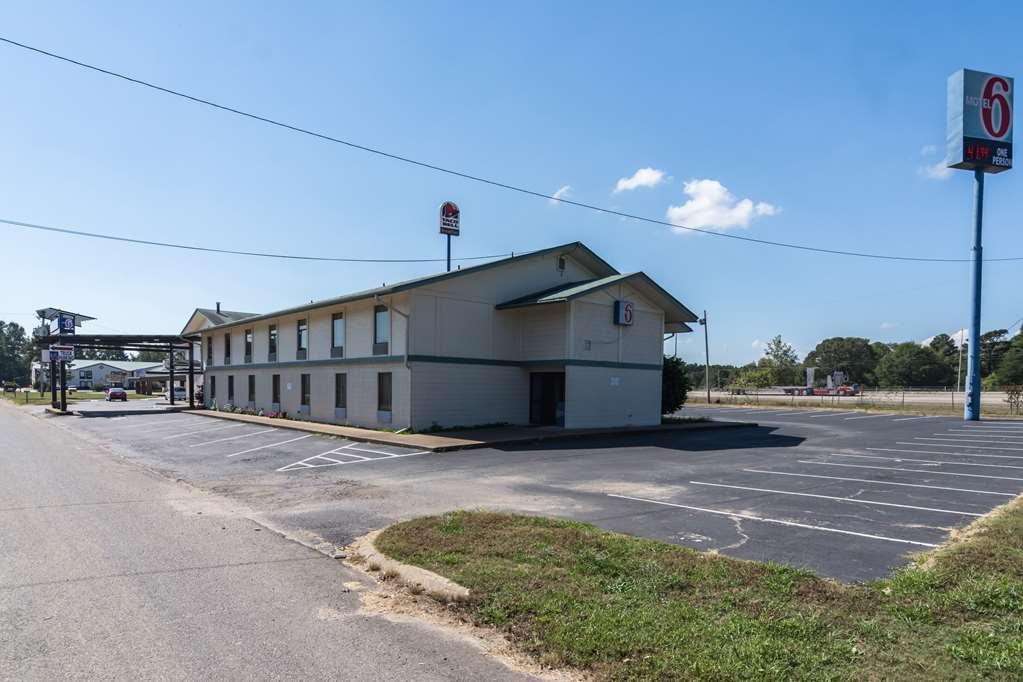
[207,354,660,372]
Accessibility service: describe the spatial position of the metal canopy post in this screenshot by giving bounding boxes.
[964,168,985,421]
[188,343,195,409]
[168,346,176,406]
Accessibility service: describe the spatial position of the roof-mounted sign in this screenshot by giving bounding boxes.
[439,201,460,236]
[947,69,1013,173]
[613,300,634,326]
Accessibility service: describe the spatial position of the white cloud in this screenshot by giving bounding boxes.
[751,339,763,349]
[920,144,938,156]
[880,321,896,330]
[666,179,779,233]
[614,167,666,193]
[549,185,572,205]
[921,328,969,348]
[918,161,953,180]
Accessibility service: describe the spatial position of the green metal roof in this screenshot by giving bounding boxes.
[199,242,619,332]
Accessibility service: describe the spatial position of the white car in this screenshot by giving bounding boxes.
[166,386,188,401]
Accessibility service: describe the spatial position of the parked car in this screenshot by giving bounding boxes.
[106,387,128,402]
[166,386,187,401]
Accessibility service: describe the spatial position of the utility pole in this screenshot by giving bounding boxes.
[956,328,965,395]
[699,310,710,403]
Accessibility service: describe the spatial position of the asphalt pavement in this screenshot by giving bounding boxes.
[36,403,1023,584]
[0,404,532,681]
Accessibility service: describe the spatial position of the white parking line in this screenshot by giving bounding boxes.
[891,416,940,422]
[808,411,861,418]
[188,428,278,447]
[868,447,1023,461]
[918,436,1023,446]
[844,414,893,420]
[606,493,939,548]
[771,411,819,416]
[961,422,1023,428]
[225,434,313,458]
[161,423,247,440]
[828,452,1023,471]
[344,444,417,457]
[743,468,1016,496]
[904,440,1023,452]
[945,430,1023,437]
[688,480,982,517]
[276,446,430,472]
[798,460,1023,482]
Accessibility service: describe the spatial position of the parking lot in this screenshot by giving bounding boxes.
[55,405,1023,582]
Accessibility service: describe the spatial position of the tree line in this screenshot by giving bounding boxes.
[682,329,1023,390]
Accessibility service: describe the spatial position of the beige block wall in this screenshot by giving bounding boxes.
[564,365,662,428]
[409,361,528,429]
[572,284,665,365]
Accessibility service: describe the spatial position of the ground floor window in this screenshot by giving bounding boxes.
[272,374,280,404]
[227,375,234,402]
[247,375,255,403]
[335,373,346,408]
[377,372,392,412]
[300,374,310,406]
[210,376,216,401]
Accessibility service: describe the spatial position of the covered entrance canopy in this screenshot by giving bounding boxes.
[37,333,199,410]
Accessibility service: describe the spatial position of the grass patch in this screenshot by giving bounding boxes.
[375,501,1023,681]
[661,415,710,424]
[0,389,151,405]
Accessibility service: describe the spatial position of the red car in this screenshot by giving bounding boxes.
[105,387,128,402]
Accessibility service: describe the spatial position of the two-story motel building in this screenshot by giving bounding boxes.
[185,242,697,430]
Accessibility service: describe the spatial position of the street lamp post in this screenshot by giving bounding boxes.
[699,311,710,404]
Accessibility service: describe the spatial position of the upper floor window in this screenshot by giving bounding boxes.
[297,319,308,359]
[224,333,232,364]
[331,313,345,358]
[268,324,278,360]
[206,337,213,365]
[373,305,389,356]
[244,329,253,363]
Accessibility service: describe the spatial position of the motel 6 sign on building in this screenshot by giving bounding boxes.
[947,69,1013,173]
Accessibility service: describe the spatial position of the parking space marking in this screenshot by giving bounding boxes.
[844,414,894,420]
[225,434,313,458]
[772,411,821,416]
[919,436,1023,446]
[606,494,940,548]
[828,452,1023,471]
[809,411,861,418]
[798,460,1023,482]
[743,469,1016,496]
[944,430,1023,438]
[276,444,430,472]
[161,423,248,440]
[868,447,1023,461]
[892,416,940,422]
[688,481,982,517]
[188,428,278,447]
[904,440,1023,452]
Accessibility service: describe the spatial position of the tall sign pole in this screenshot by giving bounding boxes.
[947,69,1013,421]
[439,201,460,272]
[699,311,710,403]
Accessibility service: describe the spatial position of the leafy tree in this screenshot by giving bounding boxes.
[760,335,800,385]
[134,349,166,362]
[979,329,1009,377]
[661,356,691,413]
[929,334,958,364]
[804,337,877,385]
[0,321,32,385]
[735,365,775,389]
[996,345,1023,385]
[875,343,955,388]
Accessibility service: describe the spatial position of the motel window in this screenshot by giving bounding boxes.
[272,374,280,404]
[268,324,278,361]
[373,305,389,355]
[331,313,345,358]
[300,374,311,406]
[377,372,392,412]
[206,337,213,365]
[297,319,308,359]
[224,333,232,364]
[335,373,346,409]
[227,375,234,402]
[210,375,216,401]
[247,375,255,403]
[244,329,253,363]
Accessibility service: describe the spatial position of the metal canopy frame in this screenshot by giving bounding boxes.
[38,334,199,410]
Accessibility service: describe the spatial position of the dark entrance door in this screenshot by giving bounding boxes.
[529,372,565,426]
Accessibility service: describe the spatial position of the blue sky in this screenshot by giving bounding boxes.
[1,1,1021,365]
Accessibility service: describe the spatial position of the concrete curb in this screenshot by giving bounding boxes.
[75,406,195,417]
[43,406,73,416]
[351,529,471,603]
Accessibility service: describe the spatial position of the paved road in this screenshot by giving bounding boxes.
[42,403,1023,583]
[0,404,531,681]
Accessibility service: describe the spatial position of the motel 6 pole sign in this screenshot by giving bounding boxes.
[947,69,1013,421]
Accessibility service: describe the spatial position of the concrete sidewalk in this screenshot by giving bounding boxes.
[191,409,753,452]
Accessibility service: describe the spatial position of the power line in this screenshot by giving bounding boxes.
[0,217,512,263]
[2,36,1017,265]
